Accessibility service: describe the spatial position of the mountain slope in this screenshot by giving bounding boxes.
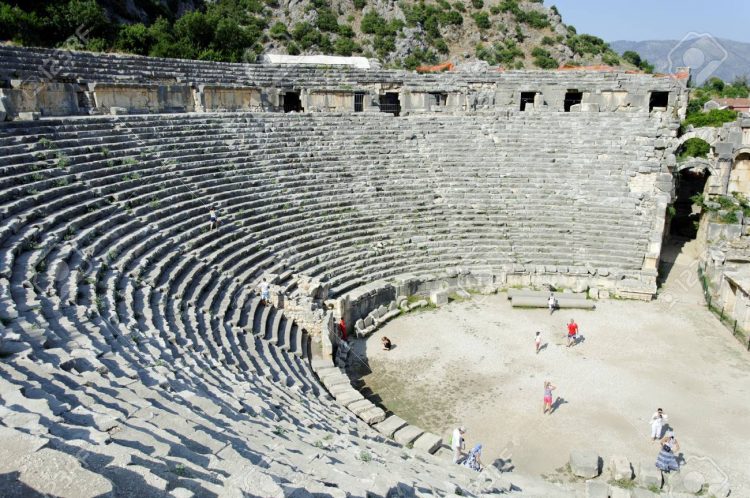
[1,0,628,70]
[610,37,750,84]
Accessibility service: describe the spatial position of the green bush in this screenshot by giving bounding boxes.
[434,39,449,54]
[472,12,490,29]
[269,21,289,39]
[602,51,620,66]
[315,7,339,32]
[568,33,609,56]
[471,0,484,8]
[439,10,463,25]
[334,37,359,56]
[403,48,438,70]
[286,41,300,54]
[361,10,402,36]
[475,43,493,63]
[622,50,654,72]
[516,10,549,29]
[453,1,467,12]
[498,0,521,15]
[541,35,555,46]
[682,108,738,130]
[353,0,367,9]
[495,41,523,64]
[337,23,355,38]
[678,138,711,159]
[115,23,151,54]
[532,47,557,69]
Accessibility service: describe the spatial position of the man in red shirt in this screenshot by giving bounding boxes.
[567,319,579,347]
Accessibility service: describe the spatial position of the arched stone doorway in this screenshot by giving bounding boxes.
[670,168,710,239]
[729,151,750,194]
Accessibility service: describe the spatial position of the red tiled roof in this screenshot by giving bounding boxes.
[713,98,750,108]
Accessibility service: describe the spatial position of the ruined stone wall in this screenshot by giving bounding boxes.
[0,45,687,119]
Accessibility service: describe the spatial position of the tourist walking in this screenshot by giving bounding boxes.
[259,278,270,305]
[655,431,680,473]
[543,381,556,414]
[451,426,467,464]
[462,444,484,472]
[650,408,668,440]
[548,294,557,315]
[535,331,542,354]
[566,318,578,347]
[338,317,348,341]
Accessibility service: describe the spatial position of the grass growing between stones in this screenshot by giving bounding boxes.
[647,484,662,494]
[609,478,636,489]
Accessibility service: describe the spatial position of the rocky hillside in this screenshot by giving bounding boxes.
[1,0,627,70]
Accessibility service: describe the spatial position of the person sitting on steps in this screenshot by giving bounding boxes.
[381,336,392,351]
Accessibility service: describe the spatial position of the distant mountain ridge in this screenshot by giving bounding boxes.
[610,37,750,84]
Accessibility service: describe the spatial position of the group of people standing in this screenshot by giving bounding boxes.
[651,408,681,473]
[450,426,484,472]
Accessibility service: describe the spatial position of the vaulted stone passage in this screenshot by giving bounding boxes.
[670,169,710,239]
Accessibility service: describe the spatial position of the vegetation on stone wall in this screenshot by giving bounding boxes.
[677,138,711,160]
[681,108,738,132]
[691,192,750,225]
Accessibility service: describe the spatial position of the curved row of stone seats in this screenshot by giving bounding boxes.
[0,110,660,304]
[0,45,681,90]
[1,340,512,496]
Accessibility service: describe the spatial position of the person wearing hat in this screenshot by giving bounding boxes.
[451,426,466,464]
[462,443,484,472]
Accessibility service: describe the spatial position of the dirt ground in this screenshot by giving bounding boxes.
[350,240,750,494]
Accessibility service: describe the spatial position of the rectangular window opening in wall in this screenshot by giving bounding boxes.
[283,91,302,113]
[564,91,583,112]
[520,92,536,111]
[429,92,448,107]
[379,92,401,116]
[649,91,669,112]
[354,92,365,112]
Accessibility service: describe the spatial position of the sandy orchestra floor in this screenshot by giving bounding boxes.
[351,242,750,494]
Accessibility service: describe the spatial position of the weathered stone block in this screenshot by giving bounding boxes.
[610,455,633,480]
[430,290,448,306]
[17,111,40,120]
[373,415,408,438]
[585,480,609,498]
[570,450,600,478]
[393,425,424,446]
[637,461,662,488]
[358,406,386,425]
[411,432,442,454]
[610,487,631,498]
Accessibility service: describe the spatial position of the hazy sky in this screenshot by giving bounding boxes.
[547,0,750,43]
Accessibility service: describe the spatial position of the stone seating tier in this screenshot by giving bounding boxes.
[0,45,681,91]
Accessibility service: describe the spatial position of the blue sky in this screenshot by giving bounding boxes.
[547,0,750,43]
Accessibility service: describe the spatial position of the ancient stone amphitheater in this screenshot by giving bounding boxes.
[0,45,689,497]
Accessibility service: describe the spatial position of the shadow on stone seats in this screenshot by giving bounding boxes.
[0,472,56,498]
